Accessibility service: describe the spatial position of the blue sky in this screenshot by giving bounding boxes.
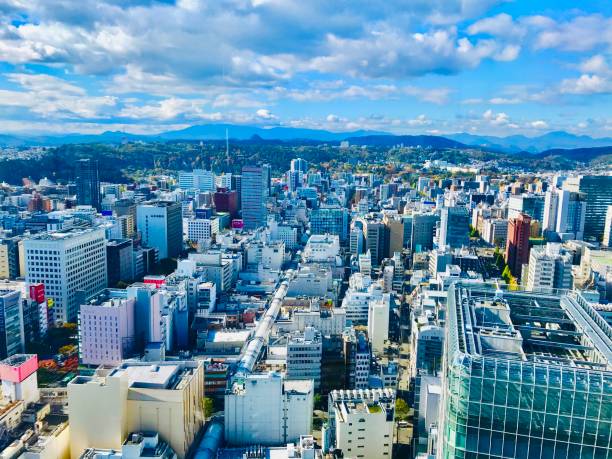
[0,0,610,137]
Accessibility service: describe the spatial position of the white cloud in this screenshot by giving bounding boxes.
[530,120,548,129]
[255,108,277,120]
[560,74,611,95]
[483,109,510,125]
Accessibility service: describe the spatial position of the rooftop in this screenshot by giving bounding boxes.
[448,284,612,370]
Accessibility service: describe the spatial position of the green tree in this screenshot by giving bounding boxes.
[395,397,410,421]
[202,397,215,419]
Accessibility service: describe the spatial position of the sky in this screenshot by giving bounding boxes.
[0,0,611,137]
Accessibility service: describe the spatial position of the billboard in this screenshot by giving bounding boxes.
[29,283,45,304]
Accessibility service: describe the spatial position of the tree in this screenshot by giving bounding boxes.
[202,397,215,419]
[313,393,326,411]
[395,397,410,421]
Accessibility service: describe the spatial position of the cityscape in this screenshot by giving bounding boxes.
[0,1,611,459]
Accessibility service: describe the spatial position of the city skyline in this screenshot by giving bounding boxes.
[0,1,610,136]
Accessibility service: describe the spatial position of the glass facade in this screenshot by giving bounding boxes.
[441,285,612,459]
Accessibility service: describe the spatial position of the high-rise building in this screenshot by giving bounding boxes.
[113,199,137,238]
[325,389,395,459]
[505,213,531,278]
[76,159,101,210]
[439,206,470,248]
[482,218,508,247]
[542,189,560,237]
[343,329,371,389]
[411,212,440,253]
[286,326,322,389]
[290,157,308,173]
[563,175,612,241]
[555,190,586,240]
[241,166,266,230]
[368,293,391,355]
[213,188,238,218]
[78,289,135,366]
[0,290,25,359]
[440,284,612,458]
[525,243,573,292]
[136,201,182,259]
[354,218,389,267]
[24,228,108,324]
[178,169,215,191]
[106,239,134,287]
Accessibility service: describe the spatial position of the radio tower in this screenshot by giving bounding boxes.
[225,128,230,159]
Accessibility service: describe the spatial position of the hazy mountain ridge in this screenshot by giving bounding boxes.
[0,124,610,156]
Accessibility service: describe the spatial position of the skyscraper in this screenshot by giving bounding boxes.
[439,206,470,248]
[440,284,612,458]
[136,201,182,259]
[563,175,612,241]
[505,213,531,278]
[24,228,108,324]
[76,159,101,210]
[290,157,308,173]
[555,190,586,240]
[241,166,266,230]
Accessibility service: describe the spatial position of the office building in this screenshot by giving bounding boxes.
[291,158,308,173]
[341,273,383,324]
[482,218,508,248]
[187,217,219,244]
[178,169,215,192]
[76,159,101,210]
[555,190,586,240]
[440,284,612,458]
[563,175,612,241]
[310,207,349,242]
[225,372,313,446]
[106,239,134,287]
[343,329,370,389]
[24,228,108,324]
[354,218,389,267]
[508,194,545,222]
[213,188,239,218]
[325,389,395,459]
[368,293,391,355]
[411,213,440,253]
[136,201,182,259]
[505,213,531,278]
[113,199,137,238]
[68,360,204,458]
[241,166,267,230]
[439,206,470,248]
[0,238,20,279]
[78,289,136,366]
[525,243,573,292]
[0,290,25,359]
[286,326,322,389]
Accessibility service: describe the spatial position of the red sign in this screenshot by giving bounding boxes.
[231,219,244,229]
[143,276,166,288]
[29,284,45,304]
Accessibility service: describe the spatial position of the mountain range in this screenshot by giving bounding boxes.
[1,123,611,155]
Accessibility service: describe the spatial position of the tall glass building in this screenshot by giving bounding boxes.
[564,175,612,242]
[440,284,612,458]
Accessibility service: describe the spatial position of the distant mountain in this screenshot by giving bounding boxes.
[447,131,612,153]
[533,145,612,161]
[344,134,467,149]
[156,123,388,141]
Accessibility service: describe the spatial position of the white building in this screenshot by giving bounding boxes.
[187,217,219,243]
[79,290,136,366]
[24,228,107,324]
[286,327,322,389]
[292,306,346,337]
[224,372,313,446]
[302,234,340,264]
[603,205,612,247]
[525,243,573,292]
[325,389,395,459]
[179,169,215,192]
[341,273,383,324]
[368,293,391,355]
